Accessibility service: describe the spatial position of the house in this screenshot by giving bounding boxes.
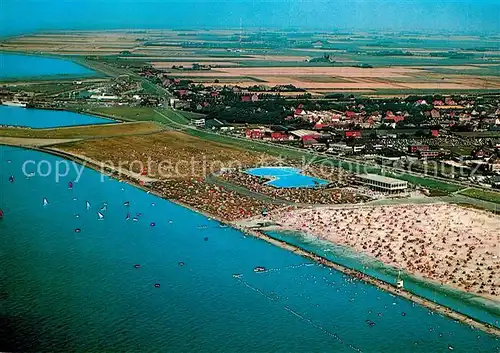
[419,150,441,158]
[408,145,429,153]
[191,119,206,127]
[271,132,289,141]
[431,129,440,137]
[345,130,362,139]
[302,135,326,149]
[430,109,441,119]
[241,95,251,102]
[294,108,306,116]
[245,128,264,139]
[177,89,188,97]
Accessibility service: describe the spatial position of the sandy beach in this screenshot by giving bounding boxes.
[262,204,500,302]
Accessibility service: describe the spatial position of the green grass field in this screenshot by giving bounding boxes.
[458,188,500,204]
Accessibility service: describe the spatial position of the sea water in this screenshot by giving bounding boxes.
[0,53,96,79]
[0,146,498,352]
[266,230,500,329]
[0,106,114,128]
[246,167,328,188]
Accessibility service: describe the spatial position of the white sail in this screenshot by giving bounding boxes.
[97,212,104,220]
[43,198,49,206]
[86,201,91,210]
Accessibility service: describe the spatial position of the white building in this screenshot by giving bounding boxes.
[355,174,408,194]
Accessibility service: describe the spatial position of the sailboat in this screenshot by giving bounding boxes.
[86,201,91,210]
[97,212,104,220]
[43,198,49,206]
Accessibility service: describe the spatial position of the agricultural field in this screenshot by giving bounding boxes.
[2,29,500,96]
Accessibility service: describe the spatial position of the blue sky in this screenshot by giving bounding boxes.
[1,0,499,36]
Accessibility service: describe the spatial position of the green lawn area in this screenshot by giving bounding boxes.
[454,131,500,138]
[87,107,165,123]
[84,107,205,129]
[458,188,500,204]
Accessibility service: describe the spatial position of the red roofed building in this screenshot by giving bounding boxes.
[431,129,440,137]
[241,95,251,102]
[433,100,444,106]
[345,130,361,138]
[177,89,188,97]
[294,108,306,116]
[271,132,288,141]
[385,115,405,123]
[245,128,263,139]
[345,111,357,119]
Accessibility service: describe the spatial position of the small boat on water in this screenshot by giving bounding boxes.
[42,198,49,206]
[86,201,91,210]
[2,100,27,108]
[97,212,104,220]
[253,266,267,273]
[232,273,242,278]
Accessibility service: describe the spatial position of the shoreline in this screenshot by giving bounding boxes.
[235,226,500,337]
[2,143,499,337]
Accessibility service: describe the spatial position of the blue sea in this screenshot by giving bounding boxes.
[0,106,114,128]
[0,53,96,80]
[0,146,499,352]
[246,167,328,188]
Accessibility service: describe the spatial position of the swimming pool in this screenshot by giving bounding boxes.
[246,167,328,188]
